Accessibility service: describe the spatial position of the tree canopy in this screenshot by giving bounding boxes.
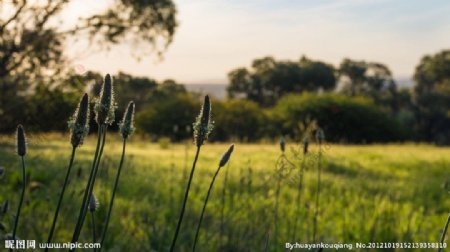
[338,59,396,97]
[0,0,177,132]
[413,49,450,144]
[227,56,336,106]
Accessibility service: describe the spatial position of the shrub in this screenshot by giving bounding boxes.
[213,99,267,142]
[136,94,199,141]
[273,93,406,143]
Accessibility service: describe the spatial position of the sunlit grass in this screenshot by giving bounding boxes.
[0,135,449,251]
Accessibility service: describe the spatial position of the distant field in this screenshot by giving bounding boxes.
[0,135,449,251]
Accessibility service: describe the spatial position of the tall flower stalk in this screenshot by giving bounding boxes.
[192,144,234,252]
[100,101,135,249]
[11,125,27,251]
[89,193,99,252]
[313,128,325,243]
[219,161,230,249]
[71,74,116,249]
[170,95,213,252]
[438,213,450,252]
[292,138,308,241]
[46,94,89,249]
[273,137,286,251]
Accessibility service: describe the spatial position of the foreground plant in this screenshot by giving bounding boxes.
[71,74,116,248]
[438,213,450,252]
[89,194,99,252]
[192,144,234,251]
[100,101,135,249]
[313,128,325,243]
[219,160,230,249]
[273,137,286,251]
[292,138,308,241]
[170,95,213,252]
[46,94,89,248]
[11,125,27,250]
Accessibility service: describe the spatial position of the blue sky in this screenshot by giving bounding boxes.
[68,0,450,84]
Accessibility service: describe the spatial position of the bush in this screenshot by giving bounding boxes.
[136,94,199,141]
[24,84,79,132]
[212,99,267,141]
[273,93,406,143]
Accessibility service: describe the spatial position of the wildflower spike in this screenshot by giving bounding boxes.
[219,144,235,168]
[88,194,99,213]
[16,125,26,156]
[303,138,309,154]
[193,95,213,147]
[69,93,90,148]
[119,101,135,139]
[95,74,116,125]
[279,136,286,153]
[2,200,8,214]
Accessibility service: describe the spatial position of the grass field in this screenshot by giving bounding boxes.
[0,134,449,251]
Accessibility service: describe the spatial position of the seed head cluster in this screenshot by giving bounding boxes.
[95,74,117,125]
[280,136,286,153]
[16,125,27,156]
[69,93,90,148]
[89,193,99,213]
[219,144,235,168]
[2,200,8,214]
[303,138,309,154]
[193,95,214,147]
[119,101,136,139]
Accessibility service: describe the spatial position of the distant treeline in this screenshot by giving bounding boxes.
[1,50,449,144]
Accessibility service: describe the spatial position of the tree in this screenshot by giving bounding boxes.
[338,59,396,100]
[151,79,187,101]
[413,49,450,144]
[0,0,177,132]
[227,56,336,106]
[113,72,158,111]
[298,56,336,91]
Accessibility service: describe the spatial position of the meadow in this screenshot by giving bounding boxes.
[0,133,449,251]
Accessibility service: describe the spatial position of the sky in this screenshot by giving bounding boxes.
[64,0,450,84]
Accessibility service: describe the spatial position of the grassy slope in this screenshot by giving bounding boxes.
[0,134,449,251]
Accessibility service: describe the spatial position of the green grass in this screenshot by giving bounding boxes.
[0,134,449,251]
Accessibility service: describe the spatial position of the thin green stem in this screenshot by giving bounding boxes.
[99,139,127,249]
[170,146,201,252]
[192,166,221,252]
[46,147,77,250]
[71,126,104,249]
[273,154,285,251]
[274,172,281,251]
[11,156,26,252]
[91,212,97,252]
[77,126,108,243]
[292,152,306,241]
[313,144,322,243]
[219,163,229,249]
[263,231,270,252]
[438,213,450,252]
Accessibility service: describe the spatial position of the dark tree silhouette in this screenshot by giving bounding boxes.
[413,49,450,144]
[227,56,336,106]
[0,0,177,132]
